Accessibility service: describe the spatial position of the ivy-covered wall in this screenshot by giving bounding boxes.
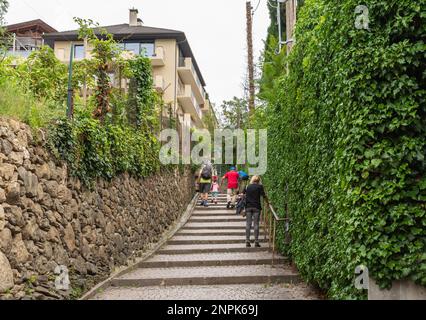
[262,0,425,299]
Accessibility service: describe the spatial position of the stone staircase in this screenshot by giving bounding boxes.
[92,194,304,300]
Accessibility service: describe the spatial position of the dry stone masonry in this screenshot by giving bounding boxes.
[0,117,194,300]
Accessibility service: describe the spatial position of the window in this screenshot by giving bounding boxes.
[74,45,85,59]
[178,47,185,67]
[124,42,140,55]
[120,42,155,57]
[140,43,154,57]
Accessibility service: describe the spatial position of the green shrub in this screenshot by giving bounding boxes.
[0,79,64,128]
[16,46,68,103]
[261,0,425,299]
[48,107,160,187]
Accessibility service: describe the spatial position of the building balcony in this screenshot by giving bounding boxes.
[201,98,212,112]
[7,36,42,59]
[177,84,203,127]
[178,57,205,104]
[150,46,165,67]
[154,75,165,92]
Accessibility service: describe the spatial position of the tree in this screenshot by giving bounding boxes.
[74,18,120,123]
[220,97,249,129]
[17,46,67,102]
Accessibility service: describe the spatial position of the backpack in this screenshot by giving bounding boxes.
[201,164,212,180]
[239,171,249,181]
[236,195,246,215]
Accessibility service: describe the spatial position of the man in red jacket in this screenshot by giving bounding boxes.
[221,167,240,209]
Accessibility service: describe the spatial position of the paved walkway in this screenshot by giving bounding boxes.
[92,195,321,300]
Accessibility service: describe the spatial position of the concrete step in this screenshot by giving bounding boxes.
[139,252,286,268]
[112,265,300,287]
[158,243,270,255]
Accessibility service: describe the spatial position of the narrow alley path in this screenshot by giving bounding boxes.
[92,194,320,300]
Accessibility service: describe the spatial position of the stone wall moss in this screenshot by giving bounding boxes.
[0,117,194,300]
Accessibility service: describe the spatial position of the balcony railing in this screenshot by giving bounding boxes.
[7,35,42,58]
[6,50,33,58]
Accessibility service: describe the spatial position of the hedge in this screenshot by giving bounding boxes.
[262,0,425,299]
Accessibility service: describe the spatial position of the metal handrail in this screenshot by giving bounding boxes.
[262,190,291,266]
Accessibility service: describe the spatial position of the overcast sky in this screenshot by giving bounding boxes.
[5,0,270,108]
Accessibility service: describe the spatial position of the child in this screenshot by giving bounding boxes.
[211,176,220,204]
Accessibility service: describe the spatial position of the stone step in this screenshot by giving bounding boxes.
[192,210,237,214]
[158,243,270,255]
[188,217,246,223]
[112,265,300,287]
[171,235,267,241]
[195,206,236,210]
[184,223,248,230]
[177,230,264,236]
[92,283,318,300]
[185,221,247,228]
[139,252,286,268]
[168,237,268,245]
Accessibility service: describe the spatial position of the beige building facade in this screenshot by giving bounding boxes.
[43,9,218,130]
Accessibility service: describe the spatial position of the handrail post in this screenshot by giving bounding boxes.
[269,210,273,249]
[272,219,276,266]
[263,200,267,241]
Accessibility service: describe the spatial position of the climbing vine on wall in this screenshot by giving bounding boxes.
[127,55,159,132]
[259,0,426,299]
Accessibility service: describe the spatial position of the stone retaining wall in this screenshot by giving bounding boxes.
[0,118,194,300]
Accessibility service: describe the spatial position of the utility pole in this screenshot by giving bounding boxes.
[277,1,283,52]
[66,43,74,119]
[285,0,297,54]
[246,1,255,115]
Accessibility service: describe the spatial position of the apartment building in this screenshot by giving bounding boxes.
[42,9,217,130]
[5,19,57,58]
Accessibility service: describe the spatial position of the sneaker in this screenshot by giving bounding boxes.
[204,201,209,207]
[246,242,251,248]
[255,242,261,248]
[226,202,231,209]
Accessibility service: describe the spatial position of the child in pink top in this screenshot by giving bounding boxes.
[211,176,220,204]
